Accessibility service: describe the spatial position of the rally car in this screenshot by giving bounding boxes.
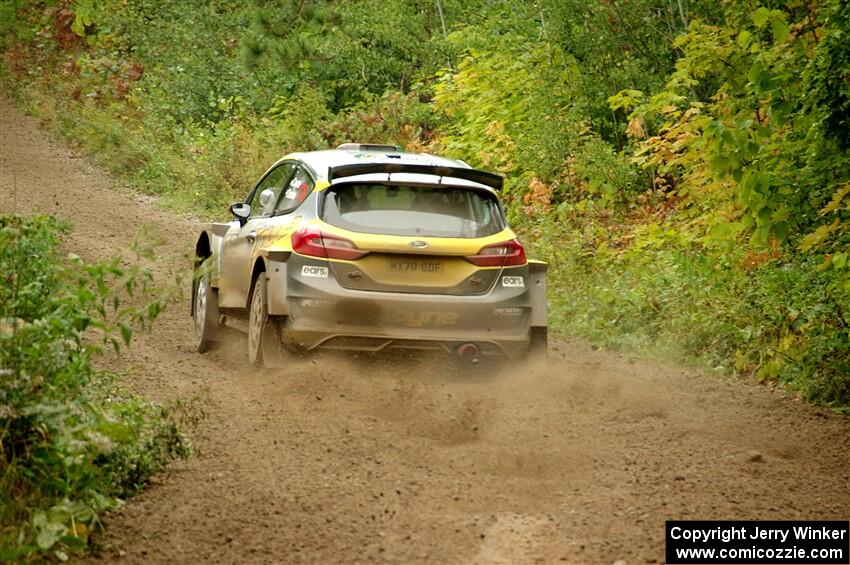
[191,144,548,367]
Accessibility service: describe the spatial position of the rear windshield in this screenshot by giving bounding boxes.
[321,184,505,238]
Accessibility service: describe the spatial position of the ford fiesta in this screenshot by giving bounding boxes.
[191,144,548,367]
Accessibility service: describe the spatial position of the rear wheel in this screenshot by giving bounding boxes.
[248,274,286,368]
[193,260,220,352]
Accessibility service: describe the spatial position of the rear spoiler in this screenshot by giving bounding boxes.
[328,163,504,191]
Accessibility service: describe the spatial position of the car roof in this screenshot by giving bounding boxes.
[279,149,498,191]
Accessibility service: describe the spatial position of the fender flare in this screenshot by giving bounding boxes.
[191,225,228,316]
[194,224,228,283]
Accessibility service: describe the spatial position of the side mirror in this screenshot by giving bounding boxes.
[230,202,251,226]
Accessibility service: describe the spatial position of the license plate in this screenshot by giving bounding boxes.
[388,259,444,274]
[390,310,459,327]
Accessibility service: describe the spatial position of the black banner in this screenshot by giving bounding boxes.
[666,521,849,564]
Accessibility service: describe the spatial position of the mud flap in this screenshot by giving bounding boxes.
[528,326,548,359]
[266,258,289,316]
[528,260,548,328]
[261,318,288,368]
[527,261,548,359]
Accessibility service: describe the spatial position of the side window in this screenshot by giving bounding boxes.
[247,163,295,218]
[276,167,314,214]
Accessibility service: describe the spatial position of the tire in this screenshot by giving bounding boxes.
[247,274,286,368]
[193,260,220,353]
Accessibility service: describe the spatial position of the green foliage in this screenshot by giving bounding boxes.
[243,0,334,69]
[433,40,640,211]
[620,1,850,249]
[318,90,436,150]
[0,216,192,561]
[519,214,849,408]
[809,1,850,150]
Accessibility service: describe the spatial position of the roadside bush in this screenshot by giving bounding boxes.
[0,215,191,562]
[518,214,850,409]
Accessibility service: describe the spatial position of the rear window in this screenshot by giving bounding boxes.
[321,184,505,238]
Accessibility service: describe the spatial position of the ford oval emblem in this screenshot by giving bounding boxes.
[410,240,429,249]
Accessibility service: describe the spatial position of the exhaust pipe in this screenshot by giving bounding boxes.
[456,343,480,363]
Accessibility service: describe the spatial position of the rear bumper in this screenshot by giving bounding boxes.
[267,253,547,359]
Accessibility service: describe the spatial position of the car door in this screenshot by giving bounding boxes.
[218,162,296,308]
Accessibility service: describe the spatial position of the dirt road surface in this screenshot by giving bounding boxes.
[1,98,848,565]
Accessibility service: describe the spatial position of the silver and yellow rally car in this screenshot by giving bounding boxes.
[191,144,547,367]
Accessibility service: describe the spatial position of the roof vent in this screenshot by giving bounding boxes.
[336,143,399,152]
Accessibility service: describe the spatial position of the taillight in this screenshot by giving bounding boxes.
[291,228,368,261]
[321,234,368,260]
[291,229,326,258]
[465,239,527,267]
